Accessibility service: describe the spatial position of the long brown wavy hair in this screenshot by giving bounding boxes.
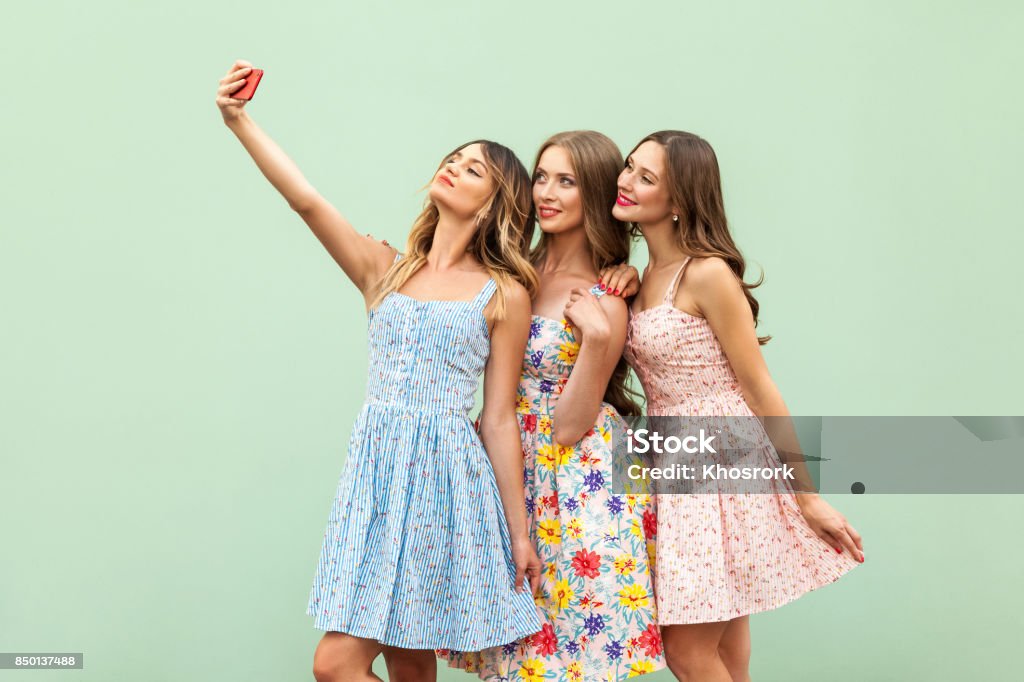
[530,131,643,416]
[369,140,538,319]
[629,130,771,345]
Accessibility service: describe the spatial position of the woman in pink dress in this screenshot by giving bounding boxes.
[608,130,864,681]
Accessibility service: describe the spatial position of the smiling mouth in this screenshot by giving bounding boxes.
[439,176,454,187]
[538,206,561,218]
[616,194,637,207]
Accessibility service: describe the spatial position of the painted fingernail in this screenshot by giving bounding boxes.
[599,283,606,290]
[613,289,620,295]
[836,547,842,553]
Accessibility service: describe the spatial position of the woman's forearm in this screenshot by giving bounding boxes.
[553,333,610,445]
[224,111,319,211]
[480,413,529,541]
[747,384,818,494]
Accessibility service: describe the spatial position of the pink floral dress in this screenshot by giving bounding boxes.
[623,257,858,624]
[442,284,666,681]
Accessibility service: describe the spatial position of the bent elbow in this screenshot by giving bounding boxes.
[553,424,583,447]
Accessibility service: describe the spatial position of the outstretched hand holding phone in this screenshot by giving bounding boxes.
[215,60,261,123]
[214,59,397,300]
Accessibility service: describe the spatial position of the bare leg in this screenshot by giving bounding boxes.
[312,632,384,682]
[718,616,751,682]
[662,622,733,682]
[382,646,438,682]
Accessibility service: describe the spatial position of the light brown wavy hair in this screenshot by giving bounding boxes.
[530,131,643,416]
[369,140,538,319]
[628,130,771,345]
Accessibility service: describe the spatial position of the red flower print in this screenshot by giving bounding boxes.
[542,492,559,509]
[532,623,558,656]
[638,624,663,657]
[571,549,601,579]
[522,414,537,432]
[642,509,657,538]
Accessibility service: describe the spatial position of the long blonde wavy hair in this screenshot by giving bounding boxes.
[529,130,643,417]
[369,140,538,319]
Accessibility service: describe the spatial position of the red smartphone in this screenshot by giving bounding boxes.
[233,68,263,100]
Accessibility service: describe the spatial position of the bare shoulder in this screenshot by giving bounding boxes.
[687,256,741,293]
[500,278,532,316]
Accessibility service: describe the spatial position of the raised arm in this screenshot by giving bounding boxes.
[216,60,396,296]
[477,281,542,596]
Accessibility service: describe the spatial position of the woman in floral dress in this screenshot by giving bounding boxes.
[443,131,665,681]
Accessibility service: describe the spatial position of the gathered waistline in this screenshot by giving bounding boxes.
[363,400,470,418]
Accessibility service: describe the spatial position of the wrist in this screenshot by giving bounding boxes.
[794,491,820,508]
[511,532,532,548]
[223,109,250,129]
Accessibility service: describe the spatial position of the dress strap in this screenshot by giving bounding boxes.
[470,278,498,311]
[392,251,402,264]
[663,257,693,305]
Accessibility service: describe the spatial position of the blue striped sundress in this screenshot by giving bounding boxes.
[306,253,542,650]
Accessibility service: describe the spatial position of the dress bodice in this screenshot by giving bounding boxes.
[516,283,607,414]
[365,258,496,416]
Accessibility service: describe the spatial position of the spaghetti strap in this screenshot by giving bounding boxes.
[663,257,693,305]
[470,278,498,311]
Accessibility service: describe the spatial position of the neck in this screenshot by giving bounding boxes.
[640,219,687,270]
[426,212,477,270]
[537,226,594,277]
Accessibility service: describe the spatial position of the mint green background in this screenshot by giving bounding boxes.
[2,1,1022,680]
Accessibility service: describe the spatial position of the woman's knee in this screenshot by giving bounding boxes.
[312,632,381,682]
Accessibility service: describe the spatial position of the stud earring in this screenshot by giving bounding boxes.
[672,214,679,223]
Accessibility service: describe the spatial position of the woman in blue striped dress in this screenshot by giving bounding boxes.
[217,61,543,681]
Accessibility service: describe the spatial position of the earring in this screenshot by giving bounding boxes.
[672,215,679,223]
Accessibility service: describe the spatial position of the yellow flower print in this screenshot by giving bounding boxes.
[518,659,546,681]
[537,444,557,471]
[553,578,575,610]
[628,660,657,676]
[614,554,637,576]
[537,519,562,545]
[567,662,583,680]
[516,395,531,413]
[565,518,583,540]
[545,561,558,580]
[618,583,650,611]
[539,416,552,436]
[557,340,580,364]
[538,443,573,470]
[629,518,644,539]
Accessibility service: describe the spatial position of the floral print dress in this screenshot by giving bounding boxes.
[442,284,665,681]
